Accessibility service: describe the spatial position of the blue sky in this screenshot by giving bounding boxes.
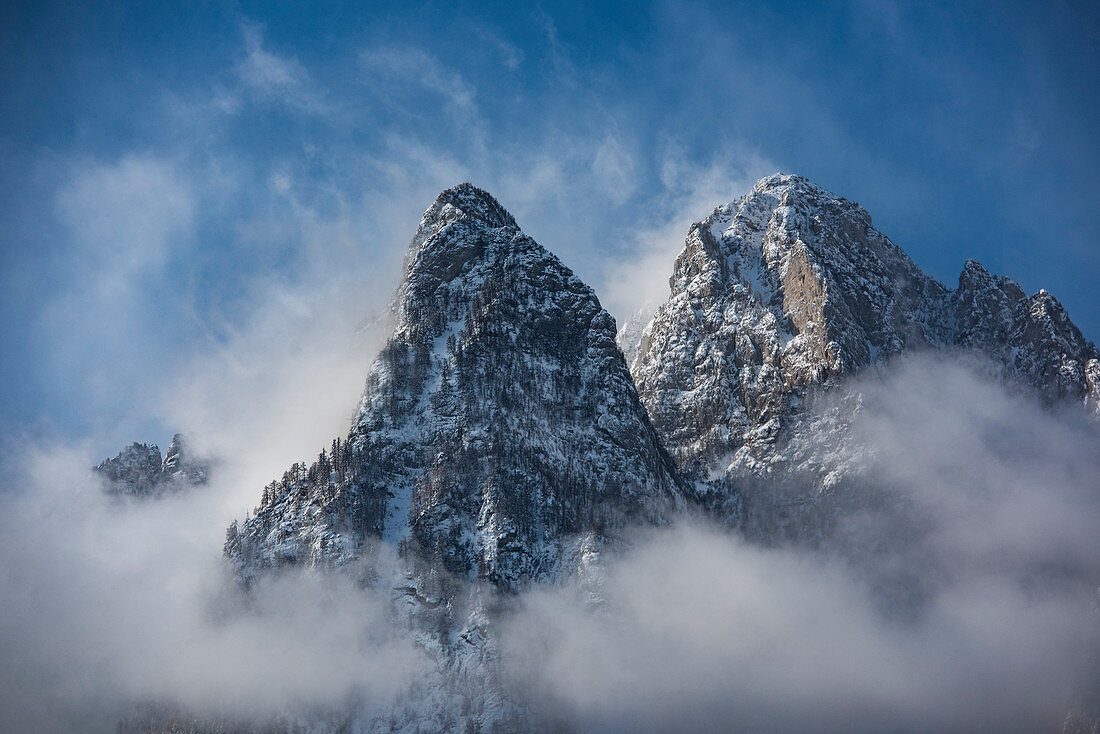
[1,0,1098,459]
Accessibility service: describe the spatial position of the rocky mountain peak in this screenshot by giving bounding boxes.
[95,443,164,497]
[230,184,686,590]
[628,172,1097,495]
[957,258,1025,300]
[430,182,517,229]
[162,433,209,485]
[630,172,949,480]
[751,171,831,200]
[405,183,518,273]
[952,258,1098,407]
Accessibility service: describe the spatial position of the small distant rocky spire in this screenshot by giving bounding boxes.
[162,433,209,485]
[94,443,165,497]
[95,433,208,498]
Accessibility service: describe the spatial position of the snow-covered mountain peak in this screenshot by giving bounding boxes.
[628,172,1098,490]
[231,184,686,591]
[431,182,516,227]
[405,182,518,271]
[94,434,208,497]
[752,171,835,199]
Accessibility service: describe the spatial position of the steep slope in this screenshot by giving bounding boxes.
[226,183,685,589]
[627,173,1099,504]
[95,433,208,497]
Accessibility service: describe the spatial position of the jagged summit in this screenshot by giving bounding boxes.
[631,172,947,481]
[428,182,517,230]
[627,172,1098,493]
[957,258,1024,298]
[953,259,1098,404]
[750,171,836,199]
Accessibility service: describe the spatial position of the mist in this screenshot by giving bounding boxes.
[0,443,426,734]
[0,238,410,731]
[2,312,1100,730]
[503,355,1100,733]
[1,325,1097,733]
[0,114,777,733]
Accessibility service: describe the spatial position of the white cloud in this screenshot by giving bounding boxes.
[236,24,332,116]
[55,154,194,291]
[473,25,525,70]
[532,8,577,87]
[359,46,478,120]
[504,355,1100,732]
[591,132,640,205]
[159,269,392,516]
[41,154,196,416]
[0,442,421,733]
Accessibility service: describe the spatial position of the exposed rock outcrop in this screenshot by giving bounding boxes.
[95,433,208,497]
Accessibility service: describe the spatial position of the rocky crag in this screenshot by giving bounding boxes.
[225,183,686,591]
[622,173,1099,522]
[95,433,208,497]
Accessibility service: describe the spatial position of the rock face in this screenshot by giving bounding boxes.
[226,183,686,589]
[625,173,1100,510]
[953,259,1100,407]
[95,433,208,497]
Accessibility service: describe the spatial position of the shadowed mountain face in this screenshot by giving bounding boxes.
[225,183,686,589]
[623,174,1099,504]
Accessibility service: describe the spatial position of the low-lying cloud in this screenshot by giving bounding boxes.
[504,355,1100,733]
[0,349,1096,734]
[0,442,423,734]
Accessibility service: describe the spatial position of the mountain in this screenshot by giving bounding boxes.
[106,176,1097,734]
[214,183,692,732]
[94,433,208,497]
[623,172,1099,516]
[226,183,686,590]
[615,304,659,368]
